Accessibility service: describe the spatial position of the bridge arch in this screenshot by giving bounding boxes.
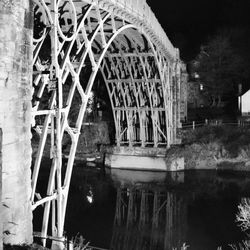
[100,28,174,148]
[31,0,182,247]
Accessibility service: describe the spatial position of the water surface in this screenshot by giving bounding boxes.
[64,164,250,250]
[33,160,250,250]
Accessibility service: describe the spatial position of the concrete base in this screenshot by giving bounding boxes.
[104,146,184,171]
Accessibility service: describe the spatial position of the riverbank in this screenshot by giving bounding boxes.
[177,125,250,171]
[103,125,250,171]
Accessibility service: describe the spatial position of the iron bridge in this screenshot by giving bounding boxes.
[31,0,184,247]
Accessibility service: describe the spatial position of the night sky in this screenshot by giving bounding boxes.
[146,0,250,62]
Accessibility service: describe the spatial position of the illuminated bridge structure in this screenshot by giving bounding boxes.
[0,0,187,248]
[31,0,187,247]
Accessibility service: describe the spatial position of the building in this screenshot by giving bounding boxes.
[239,89,250,116]
[187,80,209,109]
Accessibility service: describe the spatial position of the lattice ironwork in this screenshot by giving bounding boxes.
[31,0,182,247]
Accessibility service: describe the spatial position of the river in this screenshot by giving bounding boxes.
[33,160,250,250]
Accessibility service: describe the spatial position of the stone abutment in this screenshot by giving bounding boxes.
[0,0,33,245]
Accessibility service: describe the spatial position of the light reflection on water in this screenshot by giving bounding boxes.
[34,161,250,250]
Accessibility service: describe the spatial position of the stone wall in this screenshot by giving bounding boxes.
[0,129,2,249]
[0,0,33,245]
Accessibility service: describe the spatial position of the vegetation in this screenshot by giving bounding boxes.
[229,241,250,250]
[191,28,250,108]
[172,243,189,250]
[181,125,250,157]
[236,199,250,233]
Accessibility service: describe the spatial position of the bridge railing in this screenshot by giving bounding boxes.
[97,0,177,59]
[181,119,250,130]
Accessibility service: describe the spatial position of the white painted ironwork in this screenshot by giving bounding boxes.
[31,0,183,247]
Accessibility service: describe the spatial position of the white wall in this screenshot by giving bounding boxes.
[242,90,250,114]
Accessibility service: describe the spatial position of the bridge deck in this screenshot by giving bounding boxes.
[75,0,178,59]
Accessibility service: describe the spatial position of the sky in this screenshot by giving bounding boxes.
[146,0,250,62]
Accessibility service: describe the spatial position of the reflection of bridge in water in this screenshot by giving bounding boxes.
[109,170,187,250]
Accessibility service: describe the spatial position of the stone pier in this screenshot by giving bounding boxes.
[1,129,2,249]
[105,146,184,171]
[0,0,33,245]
